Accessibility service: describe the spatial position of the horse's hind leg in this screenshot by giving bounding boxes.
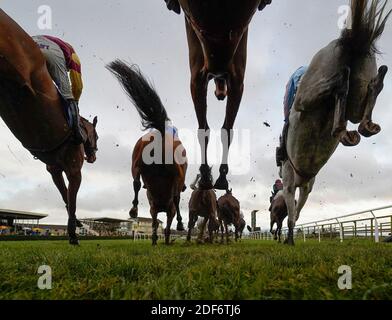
[332,67,350,138]
[198,217,208,244]
[129,172,141,219]
[358,65,388,138]
[282,161,296,246]
[174,195,184,231]
[47,165,68,207]
[65,169,82,245]
[296,178,315,221]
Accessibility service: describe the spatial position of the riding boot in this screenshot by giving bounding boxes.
[276,122,289,167]
[68,99,85,145]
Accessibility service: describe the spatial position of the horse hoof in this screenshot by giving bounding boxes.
[176,222,185,232]
[358,121,381,138]
[129,207,138,219]
[283,238,295,246]
[76,219,83,228]
[332,126,346,139]
[214,176,229,191]
[340,130,361,147]
[69,238,80,246]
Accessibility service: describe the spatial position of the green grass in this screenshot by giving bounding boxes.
[0,239,391,300]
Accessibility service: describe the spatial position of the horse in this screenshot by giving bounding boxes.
[269,191,288,242]
[187,167,219,243]
[0,9,98,245]
[217,189,241,243]
[107,60,188,246]
[165,0,272,190]
[238,214,246,240]
[281,0,391,245]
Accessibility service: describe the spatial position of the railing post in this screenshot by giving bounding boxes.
[370,211,380,243]
[371,218,374,239]
[354,221,357,238]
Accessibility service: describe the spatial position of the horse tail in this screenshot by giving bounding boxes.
[107,59,168,134]
[339,0,391,58]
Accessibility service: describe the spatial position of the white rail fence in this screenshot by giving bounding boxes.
[247,205,392,243]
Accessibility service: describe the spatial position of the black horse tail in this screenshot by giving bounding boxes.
[339,0,391,58]
[107,60,168,134]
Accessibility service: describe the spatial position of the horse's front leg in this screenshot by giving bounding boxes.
[151,207,159,246]
[164,203,176,245]
[174,195,184,231]
[214,30,248,191]
[282,161,296,246]
[65,169,82,245]
[197,217,208,244]
[296,178,315,221]
[358,65,388,137]
[187,213,197,242]
[186,18,210,176]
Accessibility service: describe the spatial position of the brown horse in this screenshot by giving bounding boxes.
[187,167,219,243]
[165,0,272,190]
[269,191,289,242]
[108,60,187,246]
[217,189,241,243]
[0,10,98,245]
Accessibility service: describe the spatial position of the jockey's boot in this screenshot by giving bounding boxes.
[276,122,289,167]
[68,99,86,145]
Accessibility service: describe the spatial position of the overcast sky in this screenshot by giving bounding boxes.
[1,0,391,230]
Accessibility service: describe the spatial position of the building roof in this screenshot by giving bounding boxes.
[0,209,48,220]
[133,217,163,224]
[81,217,131,224]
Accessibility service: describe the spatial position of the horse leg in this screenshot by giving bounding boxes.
[332,67,362,146]
[65,169,82,245]
[214,30,248,191]
[282,161,296,246]
[207,218,215,244]
[277,221,283,243]
[165,203,176,245]
[186,19,210,173]
[187,212,197,242]
[332,67,350,137]
[220,220,224,244]
[151,208,159,246]
[358,65,388,137]
[47,165,68,207]
[225,222,230,244]
[198,217,208,244]
[129,171,141,219]
[296,178,315,221]
[174,195,184,231]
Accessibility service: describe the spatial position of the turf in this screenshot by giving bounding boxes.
[0,239,391,300]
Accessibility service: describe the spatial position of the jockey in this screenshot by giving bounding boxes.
[32,35,85,144]
[276,66,308,167]
[270,179,283,203]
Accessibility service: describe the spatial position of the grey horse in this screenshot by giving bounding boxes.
[282,0,391,245]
